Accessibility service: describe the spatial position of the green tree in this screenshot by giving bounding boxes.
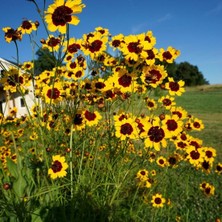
[34,48,58,75]
[174,62,209,86]
[163,61,209,86]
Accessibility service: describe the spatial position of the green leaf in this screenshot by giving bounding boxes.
[13,174,27,198]
[6,158,19,178]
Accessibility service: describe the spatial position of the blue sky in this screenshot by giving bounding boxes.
[1,0,222,84]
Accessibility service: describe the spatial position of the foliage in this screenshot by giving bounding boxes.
[0,0,221,221]
[165,61,209,86]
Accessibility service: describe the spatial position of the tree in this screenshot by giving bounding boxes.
[34,48,58,75]
[164,61,209,86]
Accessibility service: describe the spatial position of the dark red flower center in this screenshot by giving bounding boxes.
[147,101,154,107]
[127,42,142,54]
[193,121,200,128]
[190,150,200,160]
[169,81,179,91]
[148,126,165,142]
[145,50,155,60]
[140,170,146,176]
[52,5,73,26]
[205,150,213,158]
[166,119,178,131]
[154,197,162,204]
[51,160,62,173]
[162,98,172,106]
[48,37,60,47]
[118,74,132,87]
[68,43,81,53]
[89,40,103,53]
[112,39,121,47]
[158,159,164,165]
[163,51,172,60]
[73,114,83,125]
[75,71,82,78]
[21,20,32,30]
[46,88,60,99]
[120,123,133,135]
[177,141,186,149]
[95,82,105,89]
[85,110,96,121]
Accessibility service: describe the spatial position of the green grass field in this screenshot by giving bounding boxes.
[176,84,222,160]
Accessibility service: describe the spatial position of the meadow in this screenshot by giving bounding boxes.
[1,0,222,221]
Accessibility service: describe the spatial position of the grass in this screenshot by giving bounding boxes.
[176,85,222,160]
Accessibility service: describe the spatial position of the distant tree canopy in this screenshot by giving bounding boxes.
[165,61,209,86]
[34,48,59,75]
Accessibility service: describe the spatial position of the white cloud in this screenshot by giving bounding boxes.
[131,13,172,34]
[157,13,172,23]
[131,22,149,34]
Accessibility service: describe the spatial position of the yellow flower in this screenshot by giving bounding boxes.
[151,193,166,208]
[18,20,38,34]
[158,46,180,63]
[115,117,138,141]
[45,0,85,34]
[83,110,102,127]
[141,117,167,151]
[42,82,64,104]
[48,155,68,179]
[165,77,185,96]
[2,27,22,43]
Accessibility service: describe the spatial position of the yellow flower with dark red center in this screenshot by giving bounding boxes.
[151,193,166,208]
[158,46,180,63]
[170,106,188,120]
[82,31,108,59]
[42,82,64,104]
[158,95,176,110]
[190,117,204,131]
[141,48,158,66]
[21,61,34,71]
[42,35,63,52]
[215,163,222,174]
[202,147,216,163]
[120,35,143,61]
[45,0,85,34]
[18,20,38,34]
[200,182,215,196]
[162,115,183,138]
[136,169,149,182]
[156,156,168,167]
[186,147,205,167]
[63,37,82,54]
[112,66,137,93]
[2,27,22,43]
[73,112,85,131]
[48,155,68,179]
[141,117,167,151]
[83,110,102,127]
[165,77,185,96]
[109,34,124,50]
[144,98,157,111]
[115,117,138,140]
[141,65,167,88]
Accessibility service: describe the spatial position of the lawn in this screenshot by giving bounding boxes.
[176,84,222,160]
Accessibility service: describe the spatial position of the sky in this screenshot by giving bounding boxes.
[0,0,222,84]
